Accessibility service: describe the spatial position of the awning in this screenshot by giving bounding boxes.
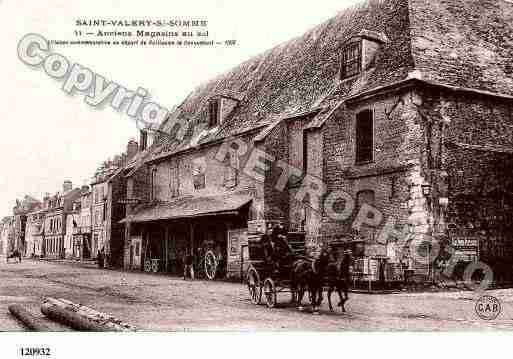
[119,193,252,224]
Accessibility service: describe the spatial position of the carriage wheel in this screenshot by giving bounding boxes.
[263,278,277,308]
[144,259,152,272]
[247,267,262,305]
[204,250,218,280]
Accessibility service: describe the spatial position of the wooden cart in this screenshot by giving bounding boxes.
[245,232,306,308]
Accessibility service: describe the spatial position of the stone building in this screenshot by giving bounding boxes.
[74,186,93,260]
[64,199,81,259]
[90,138,140,266]
[91,171,113,260]
[122,0,513,283]
[43,182,82,259]
[24,208,47,258]
[0,216,14,256]
[12,195,42,255]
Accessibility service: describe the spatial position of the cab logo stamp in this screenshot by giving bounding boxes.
[475,295,501,320]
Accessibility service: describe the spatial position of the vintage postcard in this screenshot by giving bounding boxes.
[1,0,513,356]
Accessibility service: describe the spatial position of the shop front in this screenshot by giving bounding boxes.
[122,193,252,279]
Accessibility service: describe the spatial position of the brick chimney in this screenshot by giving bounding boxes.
[63,180,73,193]
[139,130,148,151]
[43,192,50,209]
[127,138,139,159]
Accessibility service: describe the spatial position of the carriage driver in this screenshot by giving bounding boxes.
[269,224,294,273]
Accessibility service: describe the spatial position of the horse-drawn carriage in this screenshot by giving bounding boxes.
[245,231,351,313]
[246,232,306,308]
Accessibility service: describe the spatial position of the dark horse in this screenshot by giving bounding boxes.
[291,250,351,313]
[290,258,315,311]
[315,251,351,312]
[6,249,22,263]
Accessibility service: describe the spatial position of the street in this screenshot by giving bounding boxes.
[1,259,513,331]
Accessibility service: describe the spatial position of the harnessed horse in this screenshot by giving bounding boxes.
[291,250,351,313]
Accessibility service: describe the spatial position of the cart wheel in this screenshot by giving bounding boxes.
[247,267,262,305]
[144,259,152,272]
[263,278,277,308]
[204,250,218,280]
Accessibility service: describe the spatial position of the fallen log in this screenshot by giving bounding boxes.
[41,297,136,332]
[8,304,51,331]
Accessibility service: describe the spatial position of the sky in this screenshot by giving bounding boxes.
[0,0,360,216]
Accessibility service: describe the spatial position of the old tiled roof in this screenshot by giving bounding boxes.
[409,0,513,96]
[146,0,414,161]
[144,0,513,163]
[120,193,252,223]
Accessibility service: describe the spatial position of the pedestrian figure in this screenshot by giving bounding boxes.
[183,249,194,280]
[97,248,104,268]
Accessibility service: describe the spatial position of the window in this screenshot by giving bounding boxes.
[224,147,239,188]
[169,161,180,198]
[302,130,308,174]
[355,109,373,163]
[192,157,206,190]
[208,99,220,127]
[150,167,157,201]
[341,41,362,79]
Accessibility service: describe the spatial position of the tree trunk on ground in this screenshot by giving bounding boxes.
[8,304,51,331]
[41,297,136,332]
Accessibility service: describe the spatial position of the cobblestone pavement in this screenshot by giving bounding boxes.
[1,259,513,331]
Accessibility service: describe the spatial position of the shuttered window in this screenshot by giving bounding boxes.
[341,41,362,79]
[356,109,373,163]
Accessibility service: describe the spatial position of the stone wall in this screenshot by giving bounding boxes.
[316,90,424,258]
[421,89,513,280]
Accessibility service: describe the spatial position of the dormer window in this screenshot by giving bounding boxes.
[208,99,220,127]
[340,30,387,80]
[340,41,362,79]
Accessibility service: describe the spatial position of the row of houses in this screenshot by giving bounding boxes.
[2,0,513,283]
[0,139,144,266]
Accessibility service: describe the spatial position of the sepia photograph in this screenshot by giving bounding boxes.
[0,0,512,357]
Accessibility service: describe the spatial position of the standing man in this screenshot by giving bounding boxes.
[97,248,104,268]
[183,249,194,280]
